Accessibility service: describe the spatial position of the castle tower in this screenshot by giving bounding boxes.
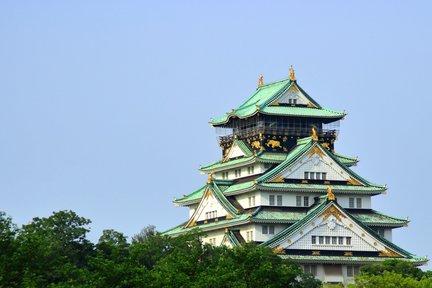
[163,69,427,285]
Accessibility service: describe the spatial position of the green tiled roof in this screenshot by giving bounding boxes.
[261,106,345,118]
[174,185,207,205]
[252,207,305,223]
[278,255,428,265]
[235,140,254,157]
[163,213,250,236]
[252,207,407,227]
[333,152,358,166]
[200,155,255,172]
[211,182,240,217]
[258,183,385,195]
[223,181,255,194]
[261,201,329,247]
[257,137,314,183]
[225,230,242,246]
[258,152,287,162]
[349,210,408,227]
[210,78,345,125]
[200,152,286,172]
[261,200,419,260]
[258,137,384,188]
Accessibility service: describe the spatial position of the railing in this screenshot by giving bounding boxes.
[218,126,338,145]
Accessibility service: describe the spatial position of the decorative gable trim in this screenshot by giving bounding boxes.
[262,201,406,258]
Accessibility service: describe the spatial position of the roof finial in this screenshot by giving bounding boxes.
[257,74,264,88]
[327,186,335,201]
[207,173,214,184]
[289,65,296,81]
[311,127,318,141]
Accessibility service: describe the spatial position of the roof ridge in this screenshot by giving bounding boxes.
[258,77,291,88]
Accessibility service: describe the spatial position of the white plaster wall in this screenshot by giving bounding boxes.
[195,193,229,222]
[236,191,260,209]
[276,86,309,105]
[202,229,225,246]
[384,229,392,241]
[337,196,371,209]
[288,218,378,252]
[188,204,198,218]
[303,264,359,286]
[282,152,352,182]
[227,144,246,159]
[259,191,320,207]
[260,191,284,206]
[279,211,389,253]
[254,223,288,242]
[239,223,255,242]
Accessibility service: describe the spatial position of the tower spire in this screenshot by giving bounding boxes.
[289,65,296,81]
[257,74,264,88]
[311,127,318,141]
[327,186,335,201]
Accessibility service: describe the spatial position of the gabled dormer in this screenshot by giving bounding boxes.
[269,81,320,108]
[258,135,384,189]
[261,194,414,261]
[184,179,241,228]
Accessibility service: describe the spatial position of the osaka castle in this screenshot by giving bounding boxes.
[163,67,427,284]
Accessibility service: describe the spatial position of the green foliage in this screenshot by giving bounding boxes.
[348,260,432,288]
[349,271,432,288]
[2,210,432,288]
[359,259,425,280]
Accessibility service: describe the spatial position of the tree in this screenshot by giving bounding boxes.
[13,210,93,287]
[349,260,432,288]
[0,212,18,286]
[350,271,432,288]
[359,259,425,280]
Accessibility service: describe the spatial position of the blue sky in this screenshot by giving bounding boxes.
[1,1,431,261]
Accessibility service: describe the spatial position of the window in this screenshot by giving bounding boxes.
[262,225,275,235]
[277,195,283,206]
[234,169,242,177]
[304,171,327,180]
[296,196,302,207]
[222,171,229,180]
[269,225,275,234]
[247,166,255,175]
[312,236,352,246]
[304,264,317,276]
[269,195,275,206]
[347,265,360,277]
[356,198,362,208]
[205,210,217,220]
[209,238,216,245]
[246,231,253,242]
[304,196,309,206]
[248,196,256,207]
[349,198,355,208]
[374,228,385,237]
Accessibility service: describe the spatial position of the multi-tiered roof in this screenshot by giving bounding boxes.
[164,68,427,269]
